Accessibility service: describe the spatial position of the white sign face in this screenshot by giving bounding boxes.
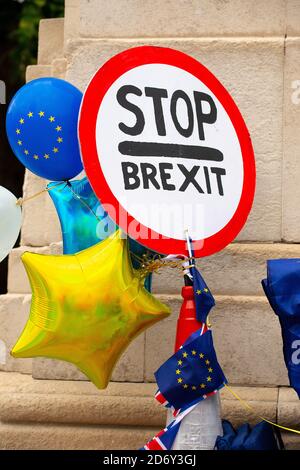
[96,64,243,241]
[79,46,255,257]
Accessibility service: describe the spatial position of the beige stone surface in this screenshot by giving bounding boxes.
[152,242,300,296]
[2,372,300,449]
[0,372,278,428]
[11,242,300,296]
[282,432,300,450]
[65,0,80,45]
[0,291,289,387]
[144,298,177,382]
[278,386,300,427]
[32,333,145,383]
[78,0,286,38]
[1,420,299,450]
[8,246,52,294]
[32,359,86,382]
[20,170,62,247]
[220,385,278,426]
[8,242,62,294]
[282,38,300,242]
[210,296,288,386]
[26,65,52,83]
[0,422,158,450]
[287,0,300,36]
[0,372,156,396]
[0,372,162,426]
[0,373,279,426]
[66,37,284,242]
[51,58,67,79]
[0,295,32,374]
[38,18,65,65]
[145,295,288,386]
[50,241,63,255]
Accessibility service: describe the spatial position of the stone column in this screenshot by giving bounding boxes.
[0,0,300,450]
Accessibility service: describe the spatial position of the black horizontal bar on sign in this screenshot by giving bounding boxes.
[118,141,224,162]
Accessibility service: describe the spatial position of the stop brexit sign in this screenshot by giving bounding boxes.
[79,46,255,257]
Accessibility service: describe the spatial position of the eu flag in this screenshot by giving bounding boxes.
[154,329,227,410]
[262,259,300,397]
[191,265,215,323]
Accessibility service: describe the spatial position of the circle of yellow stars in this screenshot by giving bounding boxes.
[15,111,63,161]
[175,348,214,392]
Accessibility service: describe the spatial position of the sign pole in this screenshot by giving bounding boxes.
[79,45,256,450]
[167,232,222,450]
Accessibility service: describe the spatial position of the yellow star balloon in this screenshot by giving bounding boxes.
[11,230,170,388]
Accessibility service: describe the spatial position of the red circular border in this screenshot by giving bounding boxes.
[79,46,255,257]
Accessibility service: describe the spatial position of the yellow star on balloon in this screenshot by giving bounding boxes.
[11,231,170,389]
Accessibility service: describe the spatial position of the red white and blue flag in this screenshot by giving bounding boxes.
[141,324,226,450]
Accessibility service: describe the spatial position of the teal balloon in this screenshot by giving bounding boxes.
[48,177,154,291]
[6,78,83,181]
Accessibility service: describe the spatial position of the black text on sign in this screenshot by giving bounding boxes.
[117,85,226,196]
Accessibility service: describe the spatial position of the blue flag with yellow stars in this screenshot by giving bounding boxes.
[262,259,300,398]
[154,329,227,410]
[191,265,215,324]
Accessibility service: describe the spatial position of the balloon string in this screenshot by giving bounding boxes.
[224,383,300,435]
[66,183,105,223]
[67,185,194,282]
[16,181,67,206]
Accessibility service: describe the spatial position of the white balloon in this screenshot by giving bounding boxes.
[0,186,22,262]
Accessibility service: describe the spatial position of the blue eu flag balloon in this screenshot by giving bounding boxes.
[262,259,300,398]
[6,78,83,181]
[155,329,226,410]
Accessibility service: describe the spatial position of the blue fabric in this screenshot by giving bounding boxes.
[214,420,236,449]
[262,259,300,398]
[191,265,215,323]
[243,421,280,450]
[231,424,251,450]
[155,329,227,410]
[215,420,282,451]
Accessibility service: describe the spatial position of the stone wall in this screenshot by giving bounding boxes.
[1,0,300,449]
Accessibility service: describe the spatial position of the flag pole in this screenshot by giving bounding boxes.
[185,229,193,264]
[167,229,223,450]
